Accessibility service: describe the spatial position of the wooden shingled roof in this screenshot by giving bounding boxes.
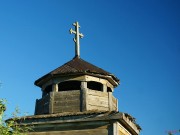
[35,57,119,87]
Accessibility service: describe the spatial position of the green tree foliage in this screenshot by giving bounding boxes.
[0,99,31,135]
[167,130,180,135]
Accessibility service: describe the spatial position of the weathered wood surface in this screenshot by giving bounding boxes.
[54,95,80,100]
[87,105,109,111]
[112,96,118,111]
[118,122,132,135]
[49,92,54,113]
[28,129,108,135]
[87,89,108,97]
[86,89,109,111]
[28,122,109,135]
[53,90,81,113]
[54,90,80,96]
[54,99,80,106]
[35,94,50,114]
[35,90,81,114]
[35,89,118,114]
[53,106,80,113]
[82,89,87,111]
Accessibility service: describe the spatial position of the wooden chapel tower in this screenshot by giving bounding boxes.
[19,22,141,135]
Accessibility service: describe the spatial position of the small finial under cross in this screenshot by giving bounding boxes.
[69,21,84,58]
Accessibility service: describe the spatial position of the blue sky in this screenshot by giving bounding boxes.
[0,0,180,135]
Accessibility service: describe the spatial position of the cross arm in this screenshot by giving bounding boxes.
[79,33,84,38]
[70,28,76,34]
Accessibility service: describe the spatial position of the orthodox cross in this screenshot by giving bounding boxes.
[70,22,84,57]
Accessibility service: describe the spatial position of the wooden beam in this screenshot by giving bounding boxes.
[81,89,87,111]
[52,84,58,92]
[49,92,54,114]
[81,81,87,89]
[113,122,118,135]
[102,84,107,92]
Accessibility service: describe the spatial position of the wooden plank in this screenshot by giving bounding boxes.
[112,96,116,104]
[54,98,80,102]
[87,100,108,108]
[81,81,87,89]
[36,99,49,114]
[102,84,107,92]
[87,89,108,97]
[49,92,54,114]
[54,95,80,100]
[54,104,80,108]
[113,122,118,135]
[118,123,132,135]
[54,93,80,98]
[37,97,49,104]
[87,92,109,109]
[54,90,80,95]
[88,94,108,100]
[53,100,80,106]
[60,90,80,94]
[87,98,108,108]
[53,104,80,108]
[87,99,109,105]
[53,106,80,111]
[28,122,109,134]
[111,96,118,111]
[28,129,108,135]
[52,84,58,92]
[53,108,80,113]
[53,105,80,113]
[112,96,117,111]
[44,100,49,113]
[82,89,87,111]
[88,95,108,102]
[88,95,108,100]
[27,120,110,134]
[116,98,118,111]
[87,104,109,109]
[108,92,113,111]
[87,105,108,111]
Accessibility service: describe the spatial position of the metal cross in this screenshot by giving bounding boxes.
[70,22,84,57]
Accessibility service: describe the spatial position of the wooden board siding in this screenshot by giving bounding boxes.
[52,90,81,113]
[35,89,118,115]
[35,90,81,114]
[118,123,132,135]
[28,129,108,135]
[112,96,118,111]
[35,94,50,115]
[86,89,109,111]
[27,122,109,135]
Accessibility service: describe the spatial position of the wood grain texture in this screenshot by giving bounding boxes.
[28,129,108,135]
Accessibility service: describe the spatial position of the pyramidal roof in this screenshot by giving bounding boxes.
[35,56,119,87]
